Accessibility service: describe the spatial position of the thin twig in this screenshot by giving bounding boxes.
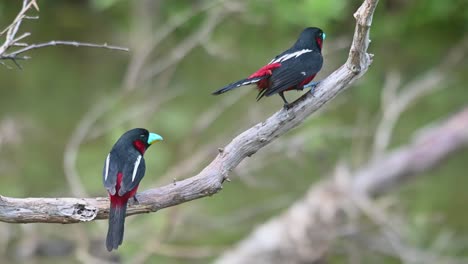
[3,41,128,59]
[0,1,129,65]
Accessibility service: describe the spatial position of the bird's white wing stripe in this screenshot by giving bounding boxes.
[270,49,313,64]
[131,155,142,182]
[241,80,258,86]
[104,153,110,181]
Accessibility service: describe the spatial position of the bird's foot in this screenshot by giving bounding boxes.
[132,195,139,205]
[279,92,291,109]
[303,81,321,97]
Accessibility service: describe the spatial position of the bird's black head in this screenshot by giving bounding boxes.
[113,128,163,155]
[294,27,326,51]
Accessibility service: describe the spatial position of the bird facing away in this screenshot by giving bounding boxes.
[102,128,163,251]
[212,27,325,108]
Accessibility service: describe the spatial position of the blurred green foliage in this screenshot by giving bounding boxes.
[0,0,467,263]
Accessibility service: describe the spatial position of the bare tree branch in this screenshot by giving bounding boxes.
[214,105,468,264]
[0,0,378,224]
[354,107,468,196]
[0,1,128,65]
[372,36,468,157]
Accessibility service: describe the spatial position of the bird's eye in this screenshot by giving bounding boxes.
[140,135,145,138]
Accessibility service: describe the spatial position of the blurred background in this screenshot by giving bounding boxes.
[0,0,467,263]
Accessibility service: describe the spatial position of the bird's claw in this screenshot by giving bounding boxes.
[283,103,292,110]
[303,81,321,97]
[132,195,139,205]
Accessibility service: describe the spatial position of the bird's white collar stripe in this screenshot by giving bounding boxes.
[132,155,142,182]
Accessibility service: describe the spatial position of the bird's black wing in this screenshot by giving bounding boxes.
[119,154,146,196]
[103,152,120,195]
[265,52,322,97]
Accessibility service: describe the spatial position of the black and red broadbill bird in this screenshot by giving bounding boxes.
[102,128,163,251]
[212,27,325,108]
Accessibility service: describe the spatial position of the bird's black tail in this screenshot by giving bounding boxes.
[106,203,127,251]
[212,76,266,95]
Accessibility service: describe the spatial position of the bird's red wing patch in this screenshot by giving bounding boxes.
[248,63,281,79]
[248,63,281,90]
